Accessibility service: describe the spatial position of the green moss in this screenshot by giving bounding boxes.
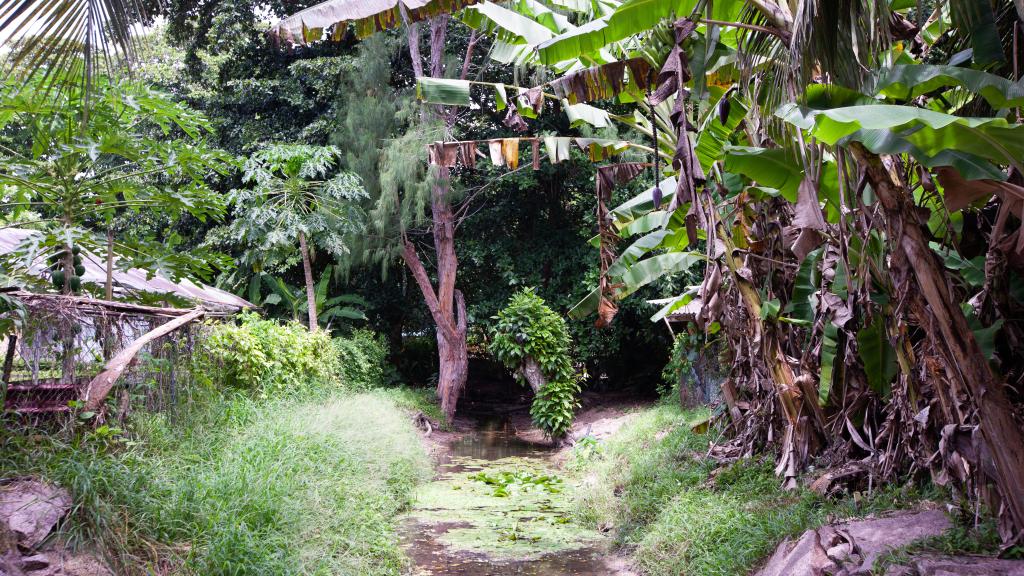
[406,456,604,561]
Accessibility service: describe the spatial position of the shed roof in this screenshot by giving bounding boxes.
[0,228,252,311]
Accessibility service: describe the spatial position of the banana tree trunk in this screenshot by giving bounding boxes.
[851,143,1024,541]
[298,231,317,331]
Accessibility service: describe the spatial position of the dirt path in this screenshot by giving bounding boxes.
[401,412,638,575]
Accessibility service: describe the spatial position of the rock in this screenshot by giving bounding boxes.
[755,509,952,576]
[0,482,71,550]
[17,555,48,571]
[16,550,112,576]
[838,509,951,572]
[910,555,1024,576]
[756,525,840,576]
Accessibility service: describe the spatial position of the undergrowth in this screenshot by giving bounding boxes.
[0,388,430,575]
[570,403,936,576]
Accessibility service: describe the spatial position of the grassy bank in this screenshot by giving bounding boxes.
[0,389,432,575]
[569,403,933,576]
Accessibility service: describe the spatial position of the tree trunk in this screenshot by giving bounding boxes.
[519,356,546,394]
[105,227,114,300]
[851,143,1024,542]
[298,231,317,331]
[397,16,471,422]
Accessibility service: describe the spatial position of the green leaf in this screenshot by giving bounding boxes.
[618,252,702,294]
[872,65,1024,109]
[950,0,1004,66]
[788,248,823,323]
[857,317,898,397]
[819,322,839,405]
[460,0,557,46]
[416,77,472,106]
[568,286,601,319]
[536,0,699,64]
[759,298,781,320]
[778,104,1024,176]
[695,92,747,172]
[564,101,611,128]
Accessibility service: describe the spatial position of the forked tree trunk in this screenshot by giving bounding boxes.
[852,143,1024,541]
[298,231,318,331]
[398,15,471,422]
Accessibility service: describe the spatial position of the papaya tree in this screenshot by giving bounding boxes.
[227,144,366,331]
[0,77,232,294]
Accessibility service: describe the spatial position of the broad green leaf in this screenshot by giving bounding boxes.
[536,0,699,64]
[787,248,823,324]
[460,1,556,45]
[950,0,1004,65]
[619,252,702,294]
[778,104,1024,175]
[819,322,839,405]
[612,175,677,221]
[759,298,781,320]
[568,286,601,319]
[608,228,688,276]
[857,317,898,397]
[872,65,1024,109]
[695,92,747,172]
[416,77,472,106]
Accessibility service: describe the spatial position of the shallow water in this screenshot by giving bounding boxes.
[400,416,624,575]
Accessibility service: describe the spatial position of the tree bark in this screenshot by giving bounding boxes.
[83,308,204,411]
[851,143,1024,542]
[518,356,546,394]
[298,231,318,331]
[397,15,471,422]
[105,227,114,300]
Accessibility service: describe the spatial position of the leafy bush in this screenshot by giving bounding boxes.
[198,314,392,395]
[333,329,389,390]
[490,289,581,438]
[197,312,340,396]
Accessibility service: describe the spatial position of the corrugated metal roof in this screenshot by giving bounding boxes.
[0,228,252,311]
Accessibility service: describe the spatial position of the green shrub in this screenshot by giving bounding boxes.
[197,312,340,396]
[198,314,393,395]
[333,329,389,390]
[490,289,581,438]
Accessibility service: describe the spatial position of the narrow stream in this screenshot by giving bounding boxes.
[400,416,626,575]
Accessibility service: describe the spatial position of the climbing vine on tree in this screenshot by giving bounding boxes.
[491,289,581,439]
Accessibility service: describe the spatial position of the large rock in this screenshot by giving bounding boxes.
[0,482,71,550]
[889,556,1024,576]
[755,509,952,576]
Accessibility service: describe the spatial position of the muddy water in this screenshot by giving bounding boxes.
[400,417,625,575]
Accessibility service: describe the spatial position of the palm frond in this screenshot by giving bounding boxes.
[1,0,151,103]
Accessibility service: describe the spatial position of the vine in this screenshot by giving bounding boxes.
[490,289,581,439]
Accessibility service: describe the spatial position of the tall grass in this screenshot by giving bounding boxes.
[0,389,430,575]
[569,403,933,576]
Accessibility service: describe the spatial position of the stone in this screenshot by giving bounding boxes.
[756,526,839,576]
[0,481,71,550]
[756,510,952,576]
[838,509,951,572]
[911,555,1024,576]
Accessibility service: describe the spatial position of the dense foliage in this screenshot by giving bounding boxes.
[197,312,390,395]
[491,289,581,438]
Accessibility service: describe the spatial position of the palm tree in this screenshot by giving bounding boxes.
[1,1,151,104]
[228,144,366,331]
